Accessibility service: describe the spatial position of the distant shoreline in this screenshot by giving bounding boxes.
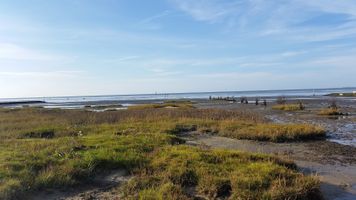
[0,100,45,105]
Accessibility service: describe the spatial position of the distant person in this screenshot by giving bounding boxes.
[255,98,259,105]
[298,100,305,110]
[263,99,267,107]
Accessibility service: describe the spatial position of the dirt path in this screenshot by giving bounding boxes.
[187,134,356,200]
[28,170,130,200]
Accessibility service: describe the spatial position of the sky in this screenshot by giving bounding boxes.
[1,0,356,98]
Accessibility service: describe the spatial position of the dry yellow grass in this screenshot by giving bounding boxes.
[272,104,304,111]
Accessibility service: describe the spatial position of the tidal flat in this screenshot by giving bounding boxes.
[0,97,355,200]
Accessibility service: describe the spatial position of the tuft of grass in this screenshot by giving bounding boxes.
[219,123,326,142]
[318,108,343,116]
[128,102,194,110]
[122,146,322,200]
[272,104,304,111]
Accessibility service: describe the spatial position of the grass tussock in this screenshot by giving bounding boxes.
[272,104,304,111]
[318,108,343,116]
[122,146,322,200]
[219,123,326,142]
[128,102,194,110]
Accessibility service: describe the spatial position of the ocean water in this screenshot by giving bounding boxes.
[1,87,355,105]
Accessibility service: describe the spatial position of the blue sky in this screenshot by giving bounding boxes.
[1,0,356,98]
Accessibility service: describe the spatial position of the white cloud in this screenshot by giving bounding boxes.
[0,70,84,78]
[0,43,62,61]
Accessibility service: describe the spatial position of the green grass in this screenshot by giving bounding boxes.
[218,123,326,142]
[122,146,321,200]
[0,133,181,199]
[272,104,304,111]
[0,107,324,199]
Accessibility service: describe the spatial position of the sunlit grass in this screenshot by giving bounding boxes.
[0,107,325,199]
[318,108,343,116]
[272,104,304,111]
[128,102,194,110]
[122,146,322,199]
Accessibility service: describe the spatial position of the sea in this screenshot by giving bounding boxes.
[1,87,356,108]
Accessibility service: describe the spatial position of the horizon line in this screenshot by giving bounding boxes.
[1,86,355,100]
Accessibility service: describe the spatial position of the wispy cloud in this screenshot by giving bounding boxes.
[170,0,356,42]
[0,43,63,61]
[140,10,171,24]
[170,0,241,23]
[0,70,84,78]
[136,10,172,30]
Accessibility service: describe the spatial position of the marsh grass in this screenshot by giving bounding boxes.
[122,146,322,200]
[219,123,326,142]
[128,102,194,110]
[0,133,180,199]
[318,108,343,116]
[0,107,324,199]
[272,104,304,111]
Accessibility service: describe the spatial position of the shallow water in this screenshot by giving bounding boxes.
[1,87,355,104]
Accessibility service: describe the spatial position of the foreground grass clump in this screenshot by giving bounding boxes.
[122,146,322,200]
[219,123,326,142]
[318,108,343,116]
[272,104,304,111]
[0,133,181,199]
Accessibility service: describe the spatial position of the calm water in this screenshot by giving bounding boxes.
[1,87,356,105]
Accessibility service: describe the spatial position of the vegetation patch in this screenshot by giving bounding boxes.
[128,102,194,110]
[318,108,343,116]
[21,129,55,139]
[0,108,325,199]
[219,123,326,142]
[122,146,322,200]
[272,104,304,111]
[0,133,180,199]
